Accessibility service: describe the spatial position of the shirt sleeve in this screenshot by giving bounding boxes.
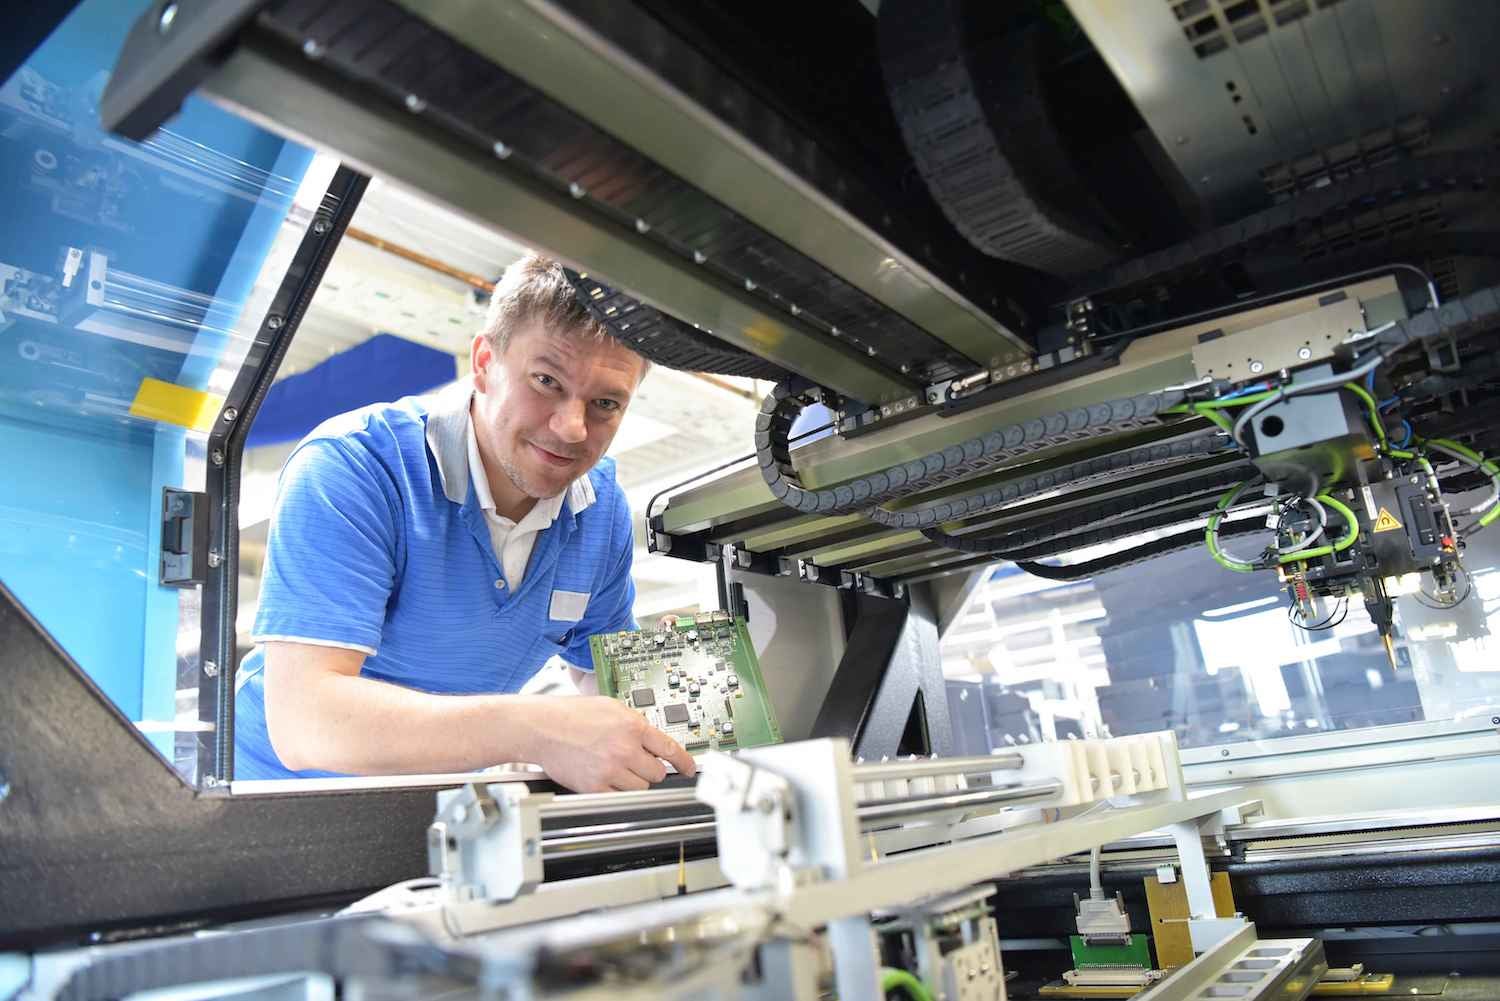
[562,498,638,671]
[251,438,400,656]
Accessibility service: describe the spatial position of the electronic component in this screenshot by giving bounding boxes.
[589,612,782,752]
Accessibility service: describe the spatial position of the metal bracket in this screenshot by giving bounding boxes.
[646,526,721,563]
[159,487,207,587]
[694,755,794,890]
[99,0,272,140]
[428,782,551,903]
[697,739,864,891]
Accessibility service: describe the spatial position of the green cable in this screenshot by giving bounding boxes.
[1163,390,1280,417]
[1340,381,1387,447]
[1276,493,1358,565]
[880,968,936,1001]
[1427,437,1500,527]
[1205,478,1261,573]
[1191,403,1235,433]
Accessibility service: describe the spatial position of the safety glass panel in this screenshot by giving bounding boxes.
[941,484,1499,759]
[0,0,317,786]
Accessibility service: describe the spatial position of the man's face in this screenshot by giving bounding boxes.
[470,320,645,505]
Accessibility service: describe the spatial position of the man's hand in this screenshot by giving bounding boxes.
[523,696,697,792]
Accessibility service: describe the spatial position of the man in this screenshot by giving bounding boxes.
[233,254,696,791]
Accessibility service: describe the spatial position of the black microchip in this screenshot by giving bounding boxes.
[663,703,690,725]
[631,688,655,707]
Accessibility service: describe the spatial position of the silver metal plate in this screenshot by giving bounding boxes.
[1063,0,1500,221]
[1191,296,1366,379]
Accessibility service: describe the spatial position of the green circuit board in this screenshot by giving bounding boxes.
[589,611,782,753]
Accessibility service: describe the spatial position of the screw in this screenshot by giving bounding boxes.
[210,450,225,466]
[569,182,586,198]
[203,660,218,678]
[1297,346,1312,360]
[207,550,221,568]
[203,775,219,788]
[1490,716,1499,726]
[221,407,238,423]
[789,303,800,315]
[744,278,756,291]
[312,218,329,236]
[830,326,841,337]
[492,141,512,159]
[302,39,323,59]
[404,94,426,113]
[266,315,283,331]
[635,218,650,234]
[1249,360,1265,374]
[866,346,877,356]
[158,3,177,34]
[1220,748,1231,758]
[693,250,707,264]
[900,363,910,373]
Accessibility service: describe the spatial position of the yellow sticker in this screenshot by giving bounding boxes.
[1372,507,1403,533]
[129,377,225,432]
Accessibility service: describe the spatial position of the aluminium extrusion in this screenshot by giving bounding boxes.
[399,0,1029,368]
[659,278,1401,539]
[196,46,912,405]
[1132,925,1326,1001]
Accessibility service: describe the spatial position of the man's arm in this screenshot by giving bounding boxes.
[263,641,693,791]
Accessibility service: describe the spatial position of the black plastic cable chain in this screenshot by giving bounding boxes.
[863,431,1230,532]
[755,381,1190,517]
[1078,151,1500,298]
[1016,519,1269,583]
[920,463,1256,557]
[1339,282,1500,362]
[563,268,793,381]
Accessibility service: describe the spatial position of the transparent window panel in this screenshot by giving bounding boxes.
[941,487,1499,761]
[0,0,319,785]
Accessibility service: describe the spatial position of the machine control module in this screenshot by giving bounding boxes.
[589,611,782,753]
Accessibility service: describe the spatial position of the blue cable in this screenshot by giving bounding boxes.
[1378,395,1401,412]
[1396,420,1413,448]
[1366,369,1377,392]
[1218,381,1271,402]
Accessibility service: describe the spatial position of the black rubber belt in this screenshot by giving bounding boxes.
[1016,519,1268,583]
[922,463,1254,557]
[756,381,1188,517]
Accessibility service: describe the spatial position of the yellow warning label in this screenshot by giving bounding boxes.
[1372,506,1403,533]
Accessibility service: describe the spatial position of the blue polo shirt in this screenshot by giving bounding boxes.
[233,381,638,780]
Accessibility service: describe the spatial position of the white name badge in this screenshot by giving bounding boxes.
[549,589,590,622]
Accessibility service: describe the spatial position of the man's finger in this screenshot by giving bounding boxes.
[642,727,697,777]
[625,749,669,785]
[610,771,650,792]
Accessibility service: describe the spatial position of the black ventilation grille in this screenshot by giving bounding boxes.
[1170,0,1346,59]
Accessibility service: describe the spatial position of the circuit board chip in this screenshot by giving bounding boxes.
[591,612,781,751]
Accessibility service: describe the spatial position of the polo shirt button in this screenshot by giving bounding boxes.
[494,579,506,590]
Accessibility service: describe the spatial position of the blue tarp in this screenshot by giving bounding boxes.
[247,333,458,447]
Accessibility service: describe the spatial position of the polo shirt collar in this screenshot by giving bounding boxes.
[424,377,596,515]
